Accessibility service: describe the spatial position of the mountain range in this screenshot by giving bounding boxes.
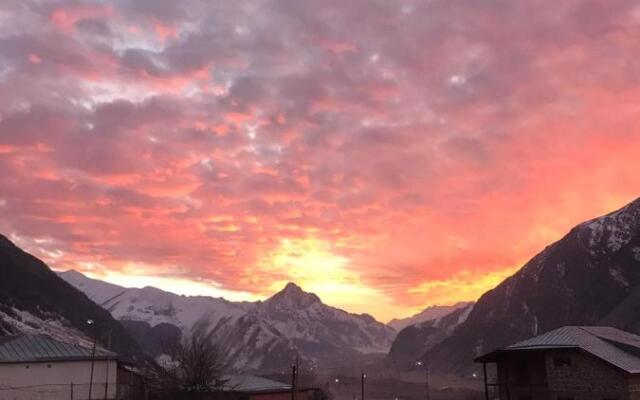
[59,270,396,372]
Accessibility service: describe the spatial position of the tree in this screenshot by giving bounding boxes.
[150,324,227,399]
[174,326,226,391]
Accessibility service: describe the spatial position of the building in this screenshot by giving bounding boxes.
[0,334,144,400]
[475,326,640,400]
[220,375,321,400]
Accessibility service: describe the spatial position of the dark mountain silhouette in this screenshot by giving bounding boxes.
[0,234,144,360]
[388,302,474,331]
[421,197,640,374]
[385,303,474,368]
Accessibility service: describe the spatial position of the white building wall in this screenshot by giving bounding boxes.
[0,359,118,400]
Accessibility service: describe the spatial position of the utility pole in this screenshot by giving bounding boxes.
[291,365,297,400]
[87,319,96,400]
[483,363,489,400]
[103,332,111,400]
[416,360,430,400]
[425,367,430,400]
[295,355,300,388]
[361,372,366,400]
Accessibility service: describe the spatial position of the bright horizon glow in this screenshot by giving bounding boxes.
[57,266,456,323]
[259,237,399,319]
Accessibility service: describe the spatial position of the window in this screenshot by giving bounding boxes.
[553,357,572,367]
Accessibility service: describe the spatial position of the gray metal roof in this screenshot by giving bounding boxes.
[476,326,640,374]
[221,375,291,393]
[0,335,116,363]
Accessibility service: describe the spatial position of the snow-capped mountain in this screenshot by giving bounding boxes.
[387,302,473,331]
[59,269,252,357]
[385,302,474,367]
[261,283,393,354]
[58,269,128,305]
[0,234,143,360]
[60,272,396,371]
[59,270,251,330]
[212,283,395,371]
[423,197,640,374]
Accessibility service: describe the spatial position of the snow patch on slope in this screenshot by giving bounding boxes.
[0,307,93,348]
[609,266,630,287]
[59,270,125,304]
[388,302,473,331]
[583,201,640,254]
[60,271,249,331]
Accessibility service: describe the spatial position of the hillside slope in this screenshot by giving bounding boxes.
[424,197,640,374]
[388,302,473,331]
[0,234,143,360]
[386,303,474,367]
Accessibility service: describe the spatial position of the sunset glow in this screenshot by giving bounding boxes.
[2,0,640,321]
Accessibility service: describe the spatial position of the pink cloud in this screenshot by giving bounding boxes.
[49,4,114,34]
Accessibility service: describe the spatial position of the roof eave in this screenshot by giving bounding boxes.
[474,345,580,363]
[0,356,117,364]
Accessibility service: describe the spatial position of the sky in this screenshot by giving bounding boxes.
[1,0,640,322]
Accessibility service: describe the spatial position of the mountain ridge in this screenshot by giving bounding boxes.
[0,234,144,361]
[60,270,396,371]
[421,197,640,374]
[385,302,475,368]
[388,301,474,331]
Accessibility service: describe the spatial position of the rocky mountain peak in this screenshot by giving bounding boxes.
[59,269,84,279]
[283,281,304,293]
[264,282,321,309]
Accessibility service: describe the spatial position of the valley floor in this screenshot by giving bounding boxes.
[267,371,484,400]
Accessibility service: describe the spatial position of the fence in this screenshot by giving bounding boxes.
[483,384,633,400]
[0,383,144,400]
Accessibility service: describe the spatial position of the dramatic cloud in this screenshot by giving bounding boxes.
[2,0,640,320]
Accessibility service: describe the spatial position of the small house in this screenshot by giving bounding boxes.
[475,326,640,400]
[0,334,144,400]
[220,375,321,400]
